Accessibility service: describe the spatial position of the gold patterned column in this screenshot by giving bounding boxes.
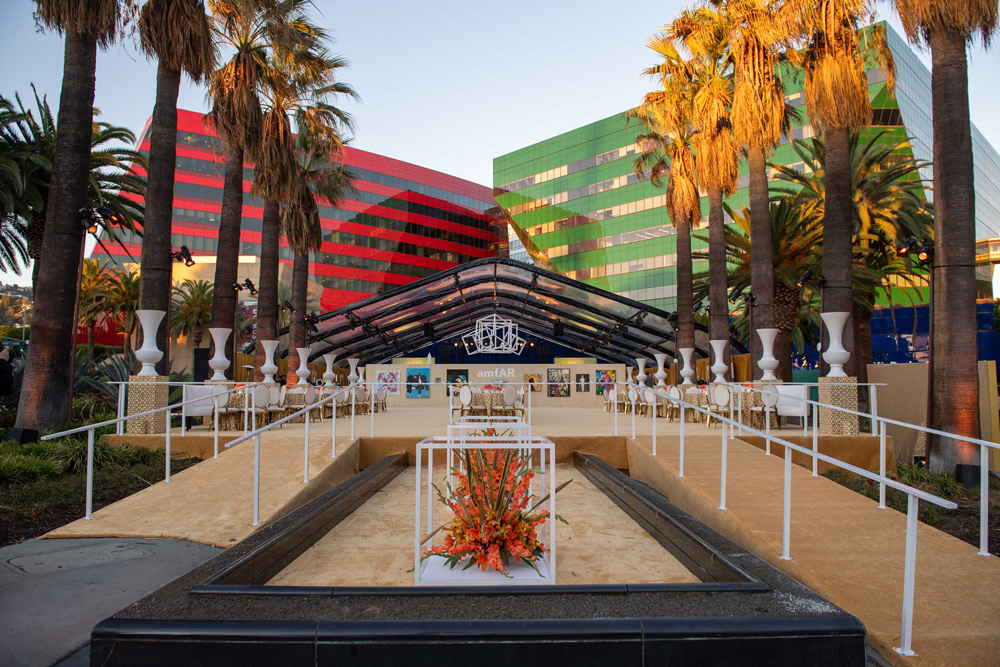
[125,375,168,434]
[818,376,859,435]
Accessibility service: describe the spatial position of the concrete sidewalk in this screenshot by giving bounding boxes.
[0,538,221,666]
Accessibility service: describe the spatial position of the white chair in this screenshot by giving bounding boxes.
[501,385,518,417]
[751,385,781,430]
[707,384,731,428]
[266,384,286,426]
[181,384,217,433]
[248,384,269,430]
[457,385,477,418]
[775,384,810,433]
[375,388,388,413]
[665,385,682,422]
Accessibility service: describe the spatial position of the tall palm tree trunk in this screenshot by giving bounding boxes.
[209,147,245,369]
[15,29,96,432]
[707,185,729,378]
[287,251,308,385]
[822,127,856,378]
[676,215,695,353]
[254,200,280,381]
[138,61,181,376]
[747,146,774,378]
[927,27,980,473]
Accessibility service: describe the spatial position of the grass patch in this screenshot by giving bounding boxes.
[0,437,200,547]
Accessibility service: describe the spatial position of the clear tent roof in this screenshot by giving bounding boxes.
[270,258,746,367]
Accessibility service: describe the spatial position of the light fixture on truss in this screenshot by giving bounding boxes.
[461,313,526,355]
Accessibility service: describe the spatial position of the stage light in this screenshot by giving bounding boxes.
[95,206,124,226]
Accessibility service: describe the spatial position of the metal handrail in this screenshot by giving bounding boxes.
[625,383,957,657]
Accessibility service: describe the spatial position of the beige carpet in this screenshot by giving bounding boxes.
[268,464,699,587]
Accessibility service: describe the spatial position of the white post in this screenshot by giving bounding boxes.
[980,444,990,556]
[243,384,250,436]
[630,387,636,441]
[303,410,310,483]
[85,430,94,520]
[652,393,657,456]
[879,420,887,509]
[870,384,879,433]
[613,387,618,436]
[331,391,338,458]
[895,495,919,657]
[164,408,172,483]
[719,420,727,510]
[780,448,792,560]
[737,387,743,436]
[180,387,187,437]
[116,384,125,435]
[765,402,771,455]
[811,403,819,476]
[414,443,422,585]
[370,387,375,437]
[680,403,686,476]
[213,399,220,459]
[350,388,356,440]
[252,434,261,526]
[527,385,532,426]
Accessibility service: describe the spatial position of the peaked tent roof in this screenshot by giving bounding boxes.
[270,258,746,367]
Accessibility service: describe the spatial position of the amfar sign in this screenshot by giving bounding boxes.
[476,368,515,379]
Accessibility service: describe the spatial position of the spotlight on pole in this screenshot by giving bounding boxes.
[95,206,125,226]
[170,246,196,267]
[78,208,99,235]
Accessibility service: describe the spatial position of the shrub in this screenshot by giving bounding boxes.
[50,437,126,473]
[0,453,62,484]
[114,444,164,466]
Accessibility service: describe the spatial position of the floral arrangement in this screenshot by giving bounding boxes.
[424,447,549,576]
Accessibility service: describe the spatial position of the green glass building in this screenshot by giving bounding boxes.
[494,22,1000,313]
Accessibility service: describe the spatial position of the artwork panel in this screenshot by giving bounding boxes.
[523,373,542,392]
[575,373,590,393]
[405,367,431,399]
[595,369,616,395]
[375,370,401,396]
[547,368,570,397]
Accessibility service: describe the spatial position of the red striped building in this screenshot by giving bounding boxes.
[94,109,507,311]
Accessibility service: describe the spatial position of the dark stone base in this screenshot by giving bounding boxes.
[89,454,867,666]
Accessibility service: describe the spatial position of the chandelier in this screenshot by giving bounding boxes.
[462,314,526,355]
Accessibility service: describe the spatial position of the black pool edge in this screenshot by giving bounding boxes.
[91,615,866,665]
[90,451,869,666]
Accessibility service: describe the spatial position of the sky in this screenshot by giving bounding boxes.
[2,0,999,289]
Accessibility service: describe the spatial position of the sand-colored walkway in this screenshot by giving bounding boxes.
[268,464,699,587]
[627,435,1000,667]
[43,435,360,547]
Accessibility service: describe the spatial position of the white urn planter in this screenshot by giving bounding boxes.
[653,353,668,388]
[322,354,337,385]
[347,358,360,385]
[756,328,780,381]
[709,339,728,383]
[679,347,695,385]
[260,340,279,383]
[296,347,312,384]
[208,327,231,381]
[135,310,165,377]
[357,366,366,387]
[635,358,649,387]
[821,311,851,377]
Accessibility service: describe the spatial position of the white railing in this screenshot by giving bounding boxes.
[616,383,959,657]
[731,382,998,560]
[41,382,259,521]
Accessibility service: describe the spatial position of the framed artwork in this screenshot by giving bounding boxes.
[405,367,430,398]
[575,373,590,393]
[375,369,401,396]
[595,369,616,395]
[446,369,468,385]
[524,373,542,392]
[547,368,570,397]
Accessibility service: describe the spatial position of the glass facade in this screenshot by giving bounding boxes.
[494,22,1000,311]
[95,109,507,311]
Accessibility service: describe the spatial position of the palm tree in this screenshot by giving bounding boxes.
[2,86,146,293]
[282,143,355,383]
[106,267,140,363]
[250,17,356,380]
[206,0,295,359]
[891,0,998,474]
[632,79,701,362]
[772,131,933,383]
[783,5,895,377]
[137,0,214,374]
[171,279,214,347]
[78,257,110,364]
[696,199,823,380]
[724,0,788,377]
[18,0,125,432]
[661,7,740,375]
